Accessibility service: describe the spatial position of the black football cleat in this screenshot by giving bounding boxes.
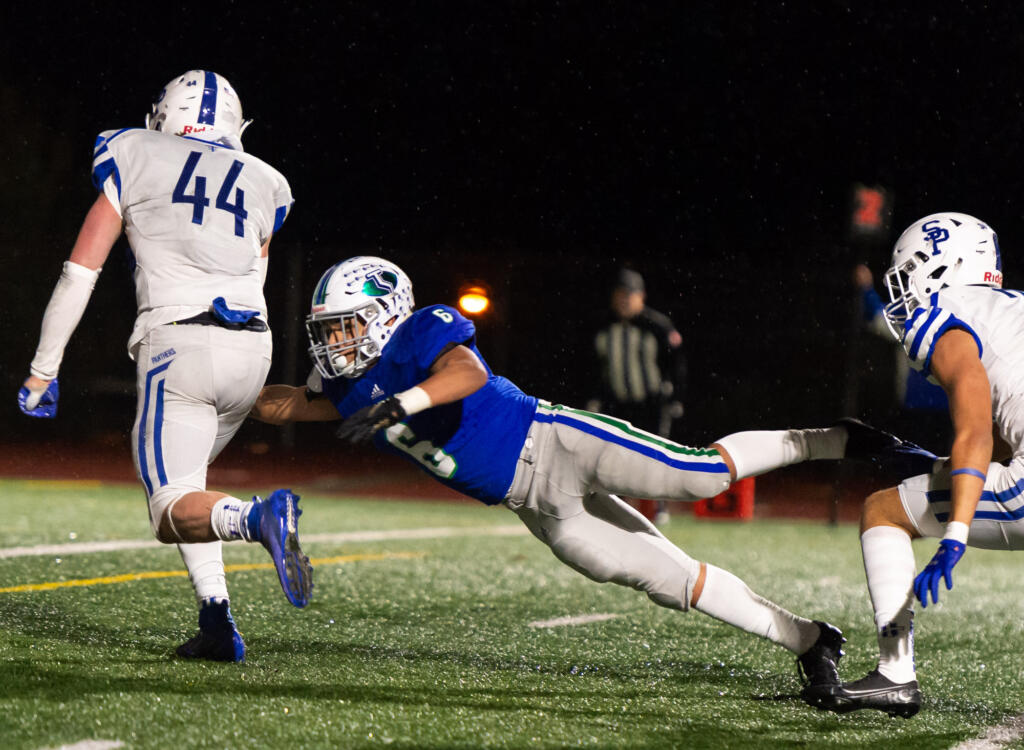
[797,621,846,689]
[836,418,938,477]
[802,668,922,718]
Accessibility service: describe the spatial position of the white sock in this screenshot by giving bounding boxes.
[713,427,846,479]
[861,525,917,683]
[694,564,819,654]
[209,497,256,542]
[178,541,228,604]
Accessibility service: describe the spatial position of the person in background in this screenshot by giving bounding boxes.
[588,268,685,525]
[855,263,950,453]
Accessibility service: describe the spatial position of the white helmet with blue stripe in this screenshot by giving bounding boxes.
[883,212,1003,335]
[306,257,415,379]
[145,70,251,144]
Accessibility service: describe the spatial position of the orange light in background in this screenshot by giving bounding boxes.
[853,186,885,230]
[457,285,491,315]
[850,183,891,236]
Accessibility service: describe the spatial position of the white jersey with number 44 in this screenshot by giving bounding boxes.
[91,128,293,355]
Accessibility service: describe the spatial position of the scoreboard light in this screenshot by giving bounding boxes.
[457,285,491,315]
[850,183,891,236]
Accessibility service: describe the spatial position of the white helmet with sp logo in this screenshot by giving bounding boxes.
[145,70,252,145]
[883,212,1003,335]
[306,257,415,378]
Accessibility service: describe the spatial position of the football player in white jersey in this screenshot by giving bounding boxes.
[802,212,1013,717]
[17,70,312,662]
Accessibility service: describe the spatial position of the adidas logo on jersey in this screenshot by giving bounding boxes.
[370,384,385,401]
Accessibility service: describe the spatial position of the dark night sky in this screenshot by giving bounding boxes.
[3,3,1023,445]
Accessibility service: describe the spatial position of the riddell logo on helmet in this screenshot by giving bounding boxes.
[180,125,210,135]
[985,271,1003,284]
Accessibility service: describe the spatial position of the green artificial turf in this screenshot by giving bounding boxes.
[0,479,1019,748]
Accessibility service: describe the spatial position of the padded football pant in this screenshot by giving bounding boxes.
[899,454,1024,549]
[131,323,272,535]
[503,404,732,610]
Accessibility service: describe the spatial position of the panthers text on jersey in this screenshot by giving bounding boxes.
[899,286,1024,451]
[321,305,538,503]
[91,128,293,356]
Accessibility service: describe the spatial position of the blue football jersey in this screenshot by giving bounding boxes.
[322,305,538,504]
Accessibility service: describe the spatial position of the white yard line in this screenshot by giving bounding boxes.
[529,613,620,628]
[0,539,161,558]
[951,714,1024,750]
[42,741,124,750]
[0,525,527,560]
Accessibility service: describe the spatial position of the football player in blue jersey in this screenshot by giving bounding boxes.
[803,213,1021,718]
[18,71,311,662]
[253,256,934,691]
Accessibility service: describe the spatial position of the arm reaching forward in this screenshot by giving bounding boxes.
[336,344,488,444]
[251,385,343,425]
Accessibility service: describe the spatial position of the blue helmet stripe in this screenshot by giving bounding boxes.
[198,71,218,125]
[313,264,340,306]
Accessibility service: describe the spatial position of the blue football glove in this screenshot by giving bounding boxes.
[913,539,965,608]
[211,296,261,325]
[18,379,60,419]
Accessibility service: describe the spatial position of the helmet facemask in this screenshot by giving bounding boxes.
[305,256,415,379]
[883,250,935,335]
[307,303,384,379]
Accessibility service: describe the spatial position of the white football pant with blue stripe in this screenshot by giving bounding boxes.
[132,323,271,534]
[899,455,1024,549]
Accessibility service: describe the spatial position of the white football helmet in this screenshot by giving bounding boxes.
[306,257,415,378]
[145,70,251,144]
[883,211,1003,334]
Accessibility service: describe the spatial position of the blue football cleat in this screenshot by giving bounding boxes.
[176,599,245,662]
[837,418,939,478]
[258,489,313,608]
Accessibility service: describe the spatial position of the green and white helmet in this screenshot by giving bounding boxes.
[306,256,415,378]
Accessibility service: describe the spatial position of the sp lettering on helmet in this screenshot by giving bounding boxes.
[883,212,1002,336]
[920,220,950,255]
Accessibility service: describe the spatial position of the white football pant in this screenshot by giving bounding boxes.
[130,323,272,533]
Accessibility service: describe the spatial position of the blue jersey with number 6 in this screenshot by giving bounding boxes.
[321,305,538,504]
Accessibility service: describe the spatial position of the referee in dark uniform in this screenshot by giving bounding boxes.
[589,268,687,524]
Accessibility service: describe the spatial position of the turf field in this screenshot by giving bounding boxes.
[0,479,1021,749]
